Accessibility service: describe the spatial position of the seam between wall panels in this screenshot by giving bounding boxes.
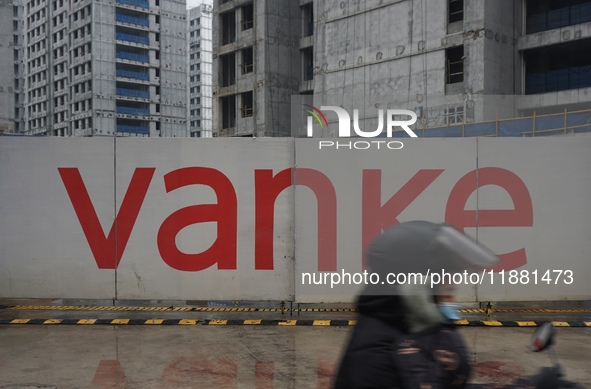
[113,136,118,302]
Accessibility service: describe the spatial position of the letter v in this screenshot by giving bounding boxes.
[58,168,155,269]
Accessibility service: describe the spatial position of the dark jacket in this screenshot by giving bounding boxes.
[333,222,576,389]
[333,295,471,389]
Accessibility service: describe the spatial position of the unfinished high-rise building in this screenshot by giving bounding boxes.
[309,0,591,135]
[213,0,591,137]
[188,2,213,137]
[212,0,300,137]
[0,0,15,134]
[14,0,189,137]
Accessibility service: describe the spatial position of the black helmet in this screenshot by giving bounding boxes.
[357,221,500,333]
[366,220,499,277]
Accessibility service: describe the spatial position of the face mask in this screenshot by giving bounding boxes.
[438,302,462,321]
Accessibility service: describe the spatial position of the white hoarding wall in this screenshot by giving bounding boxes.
[0,137,589,302]
[0,138,295,301]
[112,138,295,300]
[0,138,116,299]
[294,139,479,302]
[476,138,591,301]
[294,138,591,302]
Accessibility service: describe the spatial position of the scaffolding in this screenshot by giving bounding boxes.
[393,108,591,138]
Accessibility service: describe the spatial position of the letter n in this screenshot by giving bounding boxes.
[255,168,337,271]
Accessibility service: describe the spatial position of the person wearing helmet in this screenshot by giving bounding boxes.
[332,221,565,389]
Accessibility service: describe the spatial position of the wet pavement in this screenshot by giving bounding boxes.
[0,301,590,388]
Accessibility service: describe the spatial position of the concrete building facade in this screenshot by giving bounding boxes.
[212,0,300,137]
[213,0,591,137]
[14,0,189,137]
[0,0,15,134]
[311,0,591,133]
[188,2,213,137]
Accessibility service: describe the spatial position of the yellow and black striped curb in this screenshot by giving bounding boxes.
[0,305,354,313]
[2,305,590,313]
[1,318,590,327]
[460,308,591,313]
[0,318,350,326]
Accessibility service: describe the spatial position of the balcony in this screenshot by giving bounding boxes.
[117,124,149,134]
[116,69,149,81]
[524,38,591,94]
[115,14,149,27]
[116,87,150,99]
[526,1,591,34]
[53,122,68,130]
[116,51,149,63]
[116,106,150,116]
[116,0,149,10]
[526,66,591,94]
[116,32,149,45]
